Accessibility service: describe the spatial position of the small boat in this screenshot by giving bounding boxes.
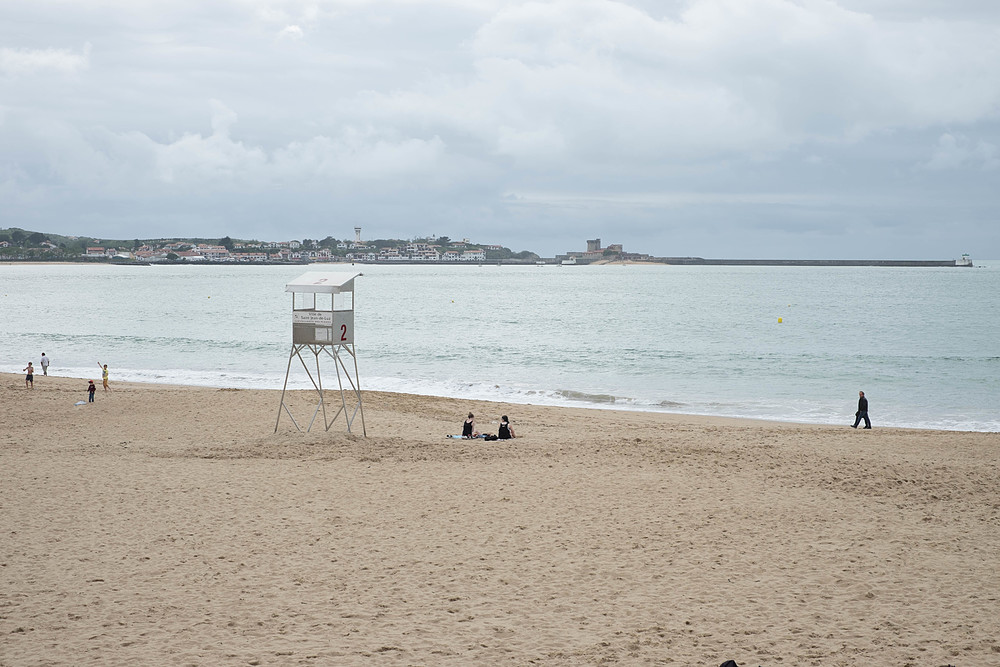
[561,257,577,265]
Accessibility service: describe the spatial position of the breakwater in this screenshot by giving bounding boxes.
[657,258,966,267]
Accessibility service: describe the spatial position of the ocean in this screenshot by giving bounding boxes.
[2,261,997,432]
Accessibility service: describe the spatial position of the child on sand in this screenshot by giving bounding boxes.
[98,363,111,392]
[87,380,96,403]
[23,362,34,389]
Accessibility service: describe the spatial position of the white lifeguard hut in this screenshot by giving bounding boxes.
[275,271,366,435]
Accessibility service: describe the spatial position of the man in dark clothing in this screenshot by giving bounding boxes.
[852,390,871,429]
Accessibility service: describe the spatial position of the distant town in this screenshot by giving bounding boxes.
[0,226,649,265]
[0,226,545,264]
[0,226,973,267]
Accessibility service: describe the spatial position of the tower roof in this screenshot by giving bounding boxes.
[285,272,360,294]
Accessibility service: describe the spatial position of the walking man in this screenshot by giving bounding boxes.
[852,390,871,429]
[40,352,50,376]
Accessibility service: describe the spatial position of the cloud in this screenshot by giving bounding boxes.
[919,132,999,171]
[10,100,449,193]
[0,43,91,75]
[346,0,1000,168]
[209,99,239,137]
[277,24,304,40]
[272,129,448,182]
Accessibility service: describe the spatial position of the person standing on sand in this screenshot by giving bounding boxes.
[23,362,34,389]
[852,390,871,429]
[40,353,50,376]
[99,362,111,392]
[87,380,96,403]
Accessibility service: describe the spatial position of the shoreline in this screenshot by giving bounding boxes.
[2,371,789,428]
[3,371,978,434]
[2,372,795,429]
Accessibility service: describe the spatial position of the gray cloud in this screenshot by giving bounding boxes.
[0,43,90,75]
[1,0,998,258]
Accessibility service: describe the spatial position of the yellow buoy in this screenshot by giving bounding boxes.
[778,317,783,323]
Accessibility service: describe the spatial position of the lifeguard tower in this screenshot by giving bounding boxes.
[275,272,366,435]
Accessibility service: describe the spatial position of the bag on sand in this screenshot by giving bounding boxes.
[483,434,499,441]
[720,661,739,667]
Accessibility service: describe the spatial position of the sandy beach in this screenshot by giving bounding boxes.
[1,372,997,666]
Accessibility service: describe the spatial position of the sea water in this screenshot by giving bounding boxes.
[2,262,997,432]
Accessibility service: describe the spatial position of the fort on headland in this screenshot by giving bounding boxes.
[558,239,974,268]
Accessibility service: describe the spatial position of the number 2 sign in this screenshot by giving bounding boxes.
[332,311,354,345]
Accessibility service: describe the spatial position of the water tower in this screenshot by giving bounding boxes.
[275,271,365,435]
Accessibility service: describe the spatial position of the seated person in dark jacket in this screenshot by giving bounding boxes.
[498,415,515,439]
[462,413,476,438]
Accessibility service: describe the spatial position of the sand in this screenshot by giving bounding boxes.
[1,372,997,666]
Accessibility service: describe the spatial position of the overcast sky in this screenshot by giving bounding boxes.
[2,0,998,258]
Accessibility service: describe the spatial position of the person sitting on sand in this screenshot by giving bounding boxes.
[462,412,477,438]
[498,415,515,439]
